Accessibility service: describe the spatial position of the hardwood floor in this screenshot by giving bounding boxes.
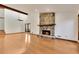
[0,32,79,54]
[0,30,5,35]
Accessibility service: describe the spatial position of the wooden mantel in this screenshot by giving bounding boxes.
[39,24,56,26]
[0,4,28,15]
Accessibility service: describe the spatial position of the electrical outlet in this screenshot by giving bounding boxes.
[57,35,61,37]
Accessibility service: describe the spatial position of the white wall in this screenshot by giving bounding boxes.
[28,10,39,34]
[4,9,20,33]
[55,12,77,41]
[0,9,4,30]
[4,9,28,34]
[4,4,78,41]
[28,10,78,41]
[19,13,28,32]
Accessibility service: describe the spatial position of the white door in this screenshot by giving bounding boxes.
[4,9,21,34]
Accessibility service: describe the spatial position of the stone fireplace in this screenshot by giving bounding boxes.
[39,12,55,36]
[39,25,55,36]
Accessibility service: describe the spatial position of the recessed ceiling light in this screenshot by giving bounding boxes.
[35,9,38,11]
[46,9,50,11]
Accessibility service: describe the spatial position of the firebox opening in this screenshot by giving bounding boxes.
[42,30,50,35]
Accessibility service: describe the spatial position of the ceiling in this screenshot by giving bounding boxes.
[5,4,79,13]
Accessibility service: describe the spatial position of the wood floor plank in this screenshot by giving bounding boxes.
[0,32,79,54]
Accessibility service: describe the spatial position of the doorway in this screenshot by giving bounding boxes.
[25,23,31,32]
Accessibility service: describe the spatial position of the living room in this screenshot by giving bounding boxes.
[0,4,78,54]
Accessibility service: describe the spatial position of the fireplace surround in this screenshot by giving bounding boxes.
[39,12,55,36]
[39,25,55,36]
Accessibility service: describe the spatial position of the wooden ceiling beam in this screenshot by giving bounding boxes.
[0,4,28,15]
